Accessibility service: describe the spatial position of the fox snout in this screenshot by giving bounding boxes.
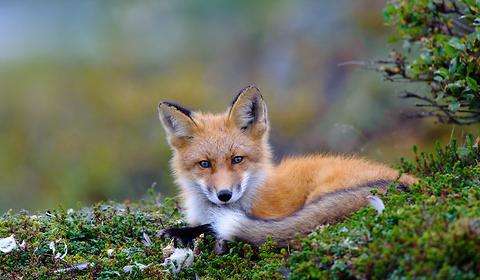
[211,183,241,204]
[217,189,233,202]
[203,169,245,204]
[202,181,244,205]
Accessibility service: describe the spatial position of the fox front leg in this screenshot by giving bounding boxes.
[158,224,214,247]
[158,224,229,254]
[214,239,228,255]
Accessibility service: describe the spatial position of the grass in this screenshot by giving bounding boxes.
[1,136,479,279]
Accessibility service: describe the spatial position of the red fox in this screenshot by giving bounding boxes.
[157,84,417,247]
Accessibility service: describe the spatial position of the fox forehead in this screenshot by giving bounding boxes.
[175,112,263,163]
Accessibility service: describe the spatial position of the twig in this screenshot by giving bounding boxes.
[401,91,461,124]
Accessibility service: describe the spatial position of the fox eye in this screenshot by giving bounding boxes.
[198,160,212,168]
[232,156,244,165]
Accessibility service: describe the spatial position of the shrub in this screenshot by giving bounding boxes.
[382,0,480,124]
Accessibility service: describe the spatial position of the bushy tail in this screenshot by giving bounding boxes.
[212,180,408,246]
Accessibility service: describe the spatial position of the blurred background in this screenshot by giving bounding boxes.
[0,0,471,212]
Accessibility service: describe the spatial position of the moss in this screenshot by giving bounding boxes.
[1,136,480,279]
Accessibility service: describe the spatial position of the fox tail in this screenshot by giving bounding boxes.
[211,180,408,246]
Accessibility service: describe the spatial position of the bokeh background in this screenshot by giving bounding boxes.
[0,0,471,212]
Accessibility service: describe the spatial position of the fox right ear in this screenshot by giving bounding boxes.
[228,84,268,139]
[158,101,197,147]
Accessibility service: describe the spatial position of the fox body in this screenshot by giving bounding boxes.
[158,85,417,246]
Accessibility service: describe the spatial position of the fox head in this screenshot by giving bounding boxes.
[158,85,272,205]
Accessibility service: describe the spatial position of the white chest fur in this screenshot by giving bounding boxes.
[177,169,267,226]
[182,193,212,225]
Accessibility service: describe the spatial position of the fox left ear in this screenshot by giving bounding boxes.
[158,101,197,148]
[228,84,268,138]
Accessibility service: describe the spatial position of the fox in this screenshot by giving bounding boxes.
[157,84,417,248]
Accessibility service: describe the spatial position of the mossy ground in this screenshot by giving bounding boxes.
[1,136,479,279]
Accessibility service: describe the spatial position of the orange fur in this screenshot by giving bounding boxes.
[250,155,417,219]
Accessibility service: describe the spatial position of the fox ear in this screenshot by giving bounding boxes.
[158,101,197,147]
[228,84,268,138]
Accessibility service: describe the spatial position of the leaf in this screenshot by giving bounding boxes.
[447,83,461,95]
[443,44,458,58]
[466,77,479,91]
[458,147,470,159]
[54,263,91,274]
[383,4,397,22]
[142,232,152,247]
[434,68,449,81]
[467,62,475,75]
[123,262,149,273]
[448,58,458,75]
[474,18,480,26]
[448,38,466,51]
[464,0,476,8]
[448,100,460,112]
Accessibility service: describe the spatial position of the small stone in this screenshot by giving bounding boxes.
[0,235,18,253]
[367,195,385,214]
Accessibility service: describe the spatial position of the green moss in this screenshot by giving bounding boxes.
[1,136,480,279]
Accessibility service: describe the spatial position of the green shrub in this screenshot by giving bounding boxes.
[287,135,480,279]
[382,0,480,124]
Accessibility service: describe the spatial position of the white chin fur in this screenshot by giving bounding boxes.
[210,209,244,241]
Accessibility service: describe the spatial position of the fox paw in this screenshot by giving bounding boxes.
[158,224,213,247]
[157,227,195,246]
[157,227,185,238]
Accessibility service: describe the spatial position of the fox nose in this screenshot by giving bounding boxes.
[217,190,232,202]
